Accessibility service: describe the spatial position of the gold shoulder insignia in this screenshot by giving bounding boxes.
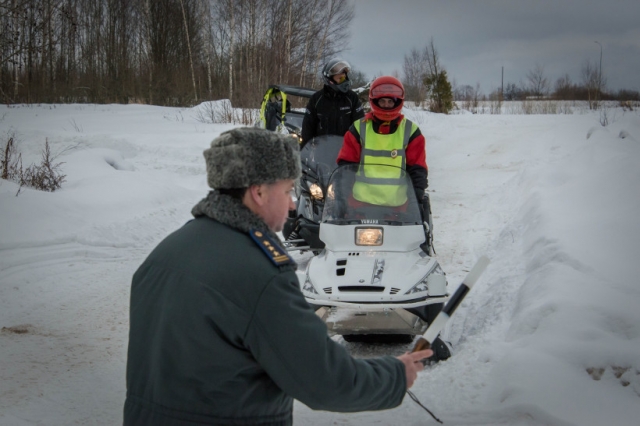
[249,228,294,266]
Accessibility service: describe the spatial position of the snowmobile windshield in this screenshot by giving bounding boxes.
[322,164,423,226]
[299,135,344,189]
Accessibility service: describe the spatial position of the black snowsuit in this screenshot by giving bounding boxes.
[124,191,406,426]
[300,86,364,147]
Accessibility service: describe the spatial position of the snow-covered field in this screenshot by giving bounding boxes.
[1,103,639,425]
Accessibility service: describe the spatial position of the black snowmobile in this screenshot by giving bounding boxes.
[283,134,344,252]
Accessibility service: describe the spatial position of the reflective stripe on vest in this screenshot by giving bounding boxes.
[353,118,414,206]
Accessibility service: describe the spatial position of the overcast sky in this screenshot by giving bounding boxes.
[344,0,640,94]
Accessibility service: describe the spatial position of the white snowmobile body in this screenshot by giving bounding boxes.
[295,164,449,337]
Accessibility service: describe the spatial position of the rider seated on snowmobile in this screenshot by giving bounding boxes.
[336,76,431,242]
[336,76,451,362]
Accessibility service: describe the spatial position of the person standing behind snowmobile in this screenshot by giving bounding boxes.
[124,127,433,426]
[263,89,291,131]
[300,58,364,147]
[336,76,451,363]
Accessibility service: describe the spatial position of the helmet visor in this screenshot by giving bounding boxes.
[371,83,404,99]
[328,60,351,76]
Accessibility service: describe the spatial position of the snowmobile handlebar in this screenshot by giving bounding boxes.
[411,256,490,353]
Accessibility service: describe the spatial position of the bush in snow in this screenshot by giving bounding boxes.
[1,135,66,193]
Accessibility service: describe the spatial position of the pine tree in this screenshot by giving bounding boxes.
[424,70,454,114]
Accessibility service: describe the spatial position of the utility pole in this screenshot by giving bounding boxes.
[594,41,602,106]
[501,66,504,101]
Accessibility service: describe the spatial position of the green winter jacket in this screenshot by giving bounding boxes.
[123,192,406,426]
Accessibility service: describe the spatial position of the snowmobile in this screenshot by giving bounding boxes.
[283,134,344,252]
[291,158,449,341]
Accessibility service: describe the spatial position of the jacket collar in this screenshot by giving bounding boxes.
[323,85,347,98]
[366,113,404,134]
[191,191,285,248]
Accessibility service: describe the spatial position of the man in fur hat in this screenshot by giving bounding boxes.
[123,127,432,426]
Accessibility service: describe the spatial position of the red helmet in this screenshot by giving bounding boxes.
[369,76,405,121]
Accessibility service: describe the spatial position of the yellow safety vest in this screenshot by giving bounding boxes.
[352,118,416,206]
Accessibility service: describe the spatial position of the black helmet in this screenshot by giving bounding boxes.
[322,58,352,93]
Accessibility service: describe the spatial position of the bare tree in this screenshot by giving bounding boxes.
[312,0,336,82]
[526,63,549,98]
[554,73,573,100]
[582,58,607,109]
[228,0,234,101]
[424,38,443,78]
[309,0,353,87]
[298,0,320,87]
[207,0,352,106]
[179,0,197,102]
[581,59,599,109]
[402,48,428,107]
[0,0,355,106]
[418,38,453,113]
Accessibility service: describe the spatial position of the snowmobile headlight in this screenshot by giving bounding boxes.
[291,133,302,145]
[309,183,323,200]
[355,227,383,246]
[326,183,335,200]
[302,275,318,295]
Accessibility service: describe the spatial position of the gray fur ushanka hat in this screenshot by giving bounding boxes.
[204,127,301,189]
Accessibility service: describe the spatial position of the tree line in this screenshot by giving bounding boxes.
[1,0,353,107]
[404,41,639,114]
